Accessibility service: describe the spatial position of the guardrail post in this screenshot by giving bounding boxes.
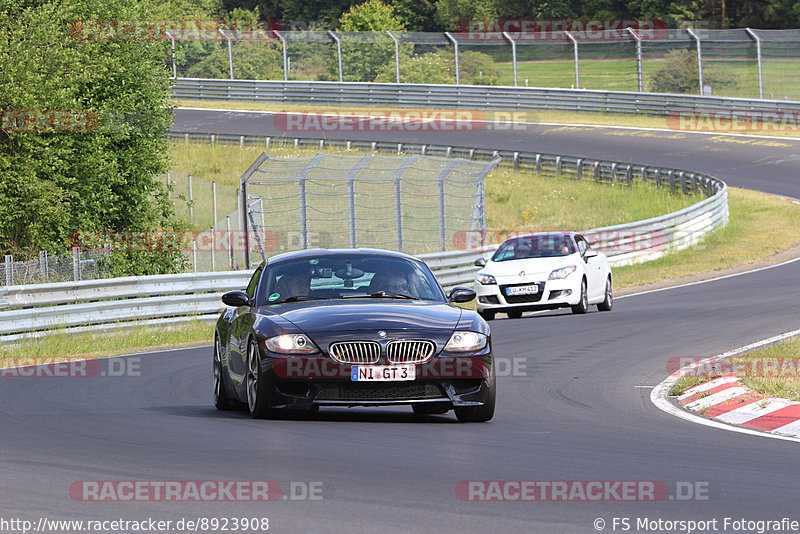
[625,165,632,185]
[565,31,580,88]
[444,32,460,85]
[555,156,562,175]
[610,162,618,183]
[687,29,703,95]
[329,31,343,82]
[535,154,542,174]
[627,27,644,93]
[72,247,81,281]
[745,28,764,99]
[513,152,519,170]
[576,158,583,180]
[668,171,676,193]
[502,32,518,86]
[593,161,600,182]
[4,254,12,286]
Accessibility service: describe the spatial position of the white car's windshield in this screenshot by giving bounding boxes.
[492,235,576,261]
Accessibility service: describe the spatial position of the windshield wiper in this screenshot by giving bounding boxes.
[342,291,418,300]
[272,296,329,304]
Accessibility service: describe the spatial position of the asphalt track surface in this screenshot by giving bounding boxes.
[2,110,800,533]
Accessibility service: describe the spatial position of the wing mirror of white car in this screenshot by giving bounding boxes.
[474,257,486,267]
[584,249,599,260]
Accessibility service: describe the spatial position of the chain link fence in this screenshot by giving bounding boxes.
[238,152,500,266]
[2,249,114,286]
[168,28,800,101]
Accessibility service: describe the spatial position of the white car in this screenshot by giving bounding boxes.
[473,232,612,320]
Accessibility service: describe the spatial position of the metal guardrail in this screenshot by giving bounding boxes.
[172,78,800,117]
[2,131,727,342]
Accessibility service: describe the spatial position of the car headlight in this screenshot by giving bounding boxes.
[265,334,319,355]
[476,272,497,285]
[548,266,576,280]
[444,331,488,352]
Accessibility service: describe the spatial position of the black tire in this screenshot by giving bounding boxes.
[246,338,274,419]
[478,310,495,321]
[454,367,496,423]
[597,277,613,312]
[413,402,452,415]
[214,336,234,411]
[506,310,523,319]
[571,278,589,314]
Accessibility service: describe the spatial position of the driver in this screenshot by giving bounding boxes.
[275,270,311,298]
[368,271,411,294]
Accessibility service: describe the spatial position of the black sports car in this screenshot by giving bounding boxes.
[214,249,495,422]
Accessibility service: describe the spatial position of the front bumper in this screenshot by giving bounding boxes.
[259,352,494,409]
[475,277,581,312]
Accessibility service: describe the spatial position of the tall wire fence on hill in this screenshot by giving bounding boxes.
[168,28,800,100]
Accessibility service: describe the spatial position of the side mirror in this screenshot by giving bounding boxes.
[448,286,476,303]
[584,249,599,260]
[474,257,486,267]
[222,290,250,307]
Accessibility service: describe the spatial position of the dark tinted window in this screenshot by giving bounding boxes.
[261,254,445,304]
[491,234,576,261]
[245,267,262,299]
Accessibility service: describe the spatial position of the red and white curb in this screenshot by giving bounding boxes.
[651,327,800,443]
[677,373,800,438]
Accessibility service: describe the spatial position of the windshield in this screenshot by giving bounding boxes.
[260,254,446,304]
[491,234,576,262]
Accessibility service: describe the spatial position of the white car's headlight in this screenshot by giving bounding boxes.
[476,272,497,285]
[444,331,488,352]
[265,334,319,354]
[548,266,576,280]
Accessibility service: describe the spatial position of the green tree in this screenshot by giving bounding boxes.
[0,0,186,274]
[649,49,736,94]
[333,0,406,82]
[435,0,499,31]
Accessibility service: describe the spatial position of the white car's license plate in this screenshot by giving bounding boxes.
[506,284,539,296]
[351,365,416,381]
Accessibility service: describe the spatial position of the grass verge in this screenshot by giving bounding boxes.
[670,335,800,402]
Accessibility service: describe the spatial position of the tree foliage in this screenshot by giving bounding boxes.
[0,0,186,273]
[649,49,737,94]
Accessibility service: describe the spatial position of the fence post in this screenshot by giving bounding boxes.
[627,27,644,92]
[72,247,81,281]
[687,29,703,95]
[188,174,194,223]
[329,31,343,82]
[565,31,579,88]
[165,31,177,78]
[192,239,197,273]
[4,254,12,286]
[745,28,764,99]
[444,32,460,85]
[502,32,518,86]
[211,226,216,271]
[39,250,49,281]
[274,30,288,81]
[219,29,234,80]
[212,181,218,227]
[386,31,401,83]
[226,216,233,269]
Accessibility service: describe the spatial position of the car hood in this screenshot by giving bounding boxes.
[484,256,577,281]
[259,299,463,339]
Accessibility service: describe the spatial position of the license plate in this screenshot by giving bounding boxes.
[506,284,539,296]
[351,365,416,381]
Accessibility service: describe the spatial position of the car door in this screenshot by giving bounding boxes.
[227,266,262,385]
[577,234,605,301]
